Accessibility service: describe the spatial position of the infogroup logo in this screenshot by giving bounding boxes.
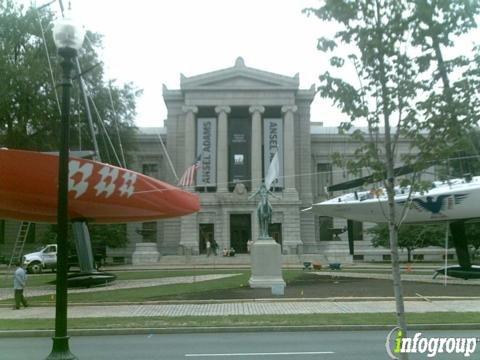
[385,327,478,358]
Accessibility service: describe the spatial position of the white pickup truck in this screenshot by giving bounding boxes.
[23,244,104,274]
[23,244,58,274]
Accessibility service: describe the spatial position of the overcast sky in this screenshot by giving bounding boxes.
[65,0,346,128]
[60,0,479,129]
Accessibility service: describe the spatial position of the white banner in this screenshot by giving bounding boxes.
[196,118,217,186]
[263,118,283,187]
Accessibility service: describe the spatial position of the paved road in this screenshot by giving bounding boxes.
[1,330,479,359]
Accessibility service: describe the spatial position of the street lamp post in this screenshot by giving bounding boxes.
[46,14,85,360]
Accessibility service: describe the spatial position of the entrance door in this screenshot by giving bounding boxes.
[230,214,251,253]
[199,224,214,254]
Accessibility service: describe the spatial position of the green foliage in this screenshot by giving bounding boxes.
[307,0,480,189]
[465,222,480,260]
[0,0,140,167]
[41,223,128,252]
[4,312,480,331]
[88,223,127,249]
[369,223,446,261]
[370,222,480,262]
[407,0,480,169]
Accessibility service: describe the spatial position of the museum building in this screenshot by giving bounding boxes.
[0,58,452,264]
[115,57,451,264]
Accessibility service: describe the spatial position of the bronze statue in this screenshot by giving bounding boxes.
[249,183,278,239]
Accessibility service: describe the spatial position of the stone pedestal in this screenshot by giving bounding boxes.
[132,242,160,265]
[249,238,286,290]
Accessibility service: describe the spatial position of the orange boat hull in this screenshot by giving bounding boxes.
[0,149,200,223]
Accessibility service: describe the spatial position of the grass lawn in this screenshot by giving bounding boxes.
[1,312,480,331]
[343,269,435,275]
[16,269,245,287]
[1,270,303,304]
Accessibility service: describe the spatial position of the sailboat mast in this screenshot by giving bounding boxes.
[75,62,101,161]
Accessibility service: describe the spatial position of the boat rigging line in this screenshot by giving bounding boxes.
[38,0,132,166]
[34,5,61,117]
[156,129,179,183]
[107,85,127,168]
[89,98,123,167]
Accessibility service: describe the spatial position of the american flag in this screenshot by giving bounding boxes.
[178,155,202,187]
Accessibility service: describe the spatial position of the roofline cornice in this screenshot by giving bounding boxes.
[180,57,299,90]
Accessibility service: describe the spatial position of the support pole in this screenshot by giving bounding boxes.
[45,47,78,360]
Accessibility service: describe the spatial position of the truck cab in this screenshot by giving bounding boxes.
[23,244,58,274]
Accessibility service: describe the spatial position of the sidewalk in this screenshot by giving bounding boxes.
[1,299,480,320]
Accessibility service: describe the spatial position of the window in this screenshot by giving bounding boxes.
[443,254,454,260]
[317,163,332,196]
[351,221,363,241]
[196,186,217,193]
[319,216,333,241]
[383,254,391,261]
[44,245,56,253]
[353,254,364,261]
[413,254,424,261]
[140,222,157,242]
[142,163,159,178]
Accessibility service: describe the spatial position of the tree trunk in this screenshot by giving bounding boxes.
[375,2,408,356]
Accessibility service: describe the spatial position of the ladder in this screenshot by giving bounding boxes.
[2,222,30,289]
[7,222,30,269]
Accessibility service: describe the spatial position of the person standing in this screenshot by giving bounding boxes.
[13,261,28,310]
[247,239,253,253]
[206,239,212,257]
[211,239,218,256]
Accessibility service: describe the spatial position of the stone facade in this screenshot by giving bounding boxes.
[122,58,451,263]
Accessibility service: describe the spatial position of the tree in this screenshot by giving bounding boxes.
[0,0,140,168]
[369,223,446,262]
[409,0,480,176]
[305,0,480,346]
[464,223,480,261]
[42,223,128,255]
[0,1,142,252]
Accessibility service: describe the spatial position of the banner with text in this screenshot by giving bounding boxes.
[196,118,217,186]
[263,118,284,188]
[228,118,251,188]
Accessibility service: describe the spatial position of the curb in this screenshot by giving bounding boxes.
[1,323,480,338]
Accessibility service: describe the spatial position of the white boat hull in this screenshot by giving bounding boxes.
[311,177,480,223]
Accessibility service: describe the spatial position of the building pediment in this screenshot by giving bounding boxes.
[180,57,299,91]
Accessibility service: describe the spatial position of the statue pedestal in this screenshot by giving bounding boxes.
[249,238,285,291]
[132,242,160,265]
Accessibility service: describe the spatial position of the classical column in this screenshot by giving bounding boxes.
[215,106,230,192]
[182,105,198,191]
[180,106,198,252]
[281,105,298,196]
[249,105,265,191]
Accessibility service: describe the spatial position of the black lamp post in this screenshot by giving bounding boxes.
[46,14,85,360]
